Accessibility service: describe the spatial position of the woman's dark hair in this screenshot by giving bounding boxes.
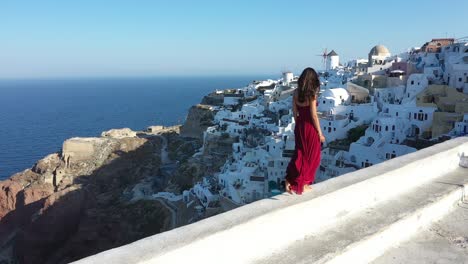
[297,67,320,103]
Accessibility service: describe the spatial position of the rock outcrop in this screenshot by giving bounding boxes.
[0,180,23,218]
[180,104,215,140]
[200,92,224,106]
[101,128,137,139]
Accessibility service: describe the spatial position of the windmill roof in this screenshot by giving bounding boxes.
[327,50,338,56]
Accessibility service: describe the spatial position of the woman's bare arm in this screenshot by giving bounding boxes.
[292,92,298,123]
[309,96,324,140]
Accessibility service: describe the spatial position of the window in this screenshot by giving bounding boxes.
[414,113,417,119]
[392,125,395,131]
[417,112,424,121]
[424,113,428,120]
[363,160,372,168]
[411,80,414,85]
[396,112,399,116]
[459,78,463,82]
[385,126,388,131]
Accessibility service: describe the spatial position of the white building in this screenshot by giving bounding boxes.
[453,114,468,136]
[317,87,378,144]
[367,45,393,74]
[282,72,294,85]
[402,73,429,104]
[326,50,340,70]
[318,88,350,112]
[348,58,369,74]
[442,42,468,93]
[193,178,219,208]
[218,160,266,204]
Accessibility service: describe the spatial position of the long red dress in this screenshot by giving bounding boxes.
[285,102,321,194]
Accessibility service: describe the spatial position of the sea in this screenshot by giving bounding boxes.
[0,76,274,180]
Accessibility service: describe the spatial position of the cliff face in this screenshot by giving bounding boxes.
[0,130,172,264]
[200,92,224,106]
[170,132,238,191]
[180,104,215,140]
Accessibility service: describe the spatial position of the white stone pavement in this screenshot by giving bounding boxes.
[373,201,468,264]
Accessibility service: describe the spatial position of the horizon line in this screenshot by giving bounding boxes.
[0,72,293,81]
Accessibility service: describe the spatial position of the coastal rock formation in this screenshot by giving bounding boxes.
[180,104,215,139]
[0,180,23,218]
[200,92,224,106]
[146,125,165,133]
[0,129,175,264]
[101,128,137,139]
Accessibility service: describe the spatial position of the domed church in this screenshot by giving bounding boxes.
[368,45,391,67]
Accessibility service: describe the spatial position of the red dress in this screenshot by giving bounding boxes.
[285,102,321,194]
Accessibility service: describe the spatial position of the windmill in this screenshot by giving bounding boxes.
[317,48,329,70]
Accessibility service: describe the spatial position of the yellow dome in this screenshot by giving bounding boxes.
[369,45,390,56]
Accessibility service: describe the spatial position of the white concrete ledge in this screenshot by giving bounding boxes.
[326,181,467,264]
[73,136,468,264]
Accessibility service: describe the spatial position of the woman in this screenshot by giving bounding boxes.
[285,67,325,195]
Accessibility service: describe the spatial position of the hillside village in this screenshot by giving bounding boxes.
[145,38,468,219]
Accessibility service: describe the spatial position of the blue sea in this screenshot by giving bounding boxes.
[0,76,273,179]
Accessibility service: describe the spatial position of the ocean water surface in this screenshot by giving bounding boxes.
[0,76,273,179]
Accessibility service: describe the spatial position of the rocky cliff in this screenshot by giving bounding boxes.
[0,130,174,264]
[180,104,216,140]
[0,92,224,264]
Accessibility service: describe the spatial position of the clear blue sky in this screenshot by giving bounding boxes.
[0,0,466,78]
